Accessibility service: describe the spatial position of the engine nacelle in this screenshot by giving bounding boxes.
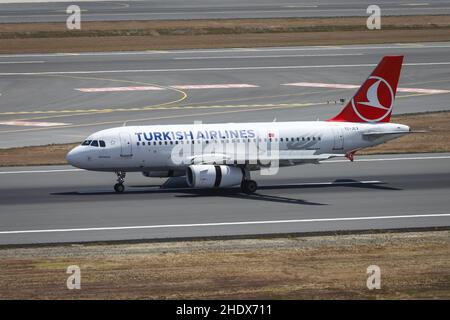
[186,165,243,188]
[142,170,183,178]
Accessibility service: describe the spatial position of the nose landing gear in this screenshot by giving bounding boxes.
[114,171,126,193]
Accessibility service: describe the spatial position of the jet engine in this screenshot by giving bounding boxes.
[186,165,243,188]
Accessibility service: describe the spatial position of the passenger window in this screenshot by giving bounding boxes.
[91,140,99,147]
[99,140,106,147]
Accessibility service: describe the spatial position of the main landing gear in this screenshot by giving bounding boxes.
[114,171,126,193]
[240,167,258,194]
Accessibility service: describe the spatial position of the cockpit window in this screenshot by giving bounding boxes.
[99,140,106,147]
[91,140,99,147]
[81,140,92,146]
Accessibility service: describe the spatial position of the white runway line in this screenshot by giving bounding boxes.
[1,213,449,235]
[283,82,450,94]
[171,84,259,89]
[174,53,363,60]
[0,169,83,174]
[0,155,449,175]
[76,84,259,92]
[325,155,450,163]
[76,86,164,92]
[2,43,450,58]
[0,61,45,64]
[2,62,450,76]
[0,120,70,127]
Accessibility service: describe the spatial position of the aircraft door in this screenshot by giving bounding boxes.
[119,132,133,157]
[332,127,344,150]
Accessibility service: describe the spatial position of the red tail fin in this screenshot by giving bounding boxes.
[329,55,403,123]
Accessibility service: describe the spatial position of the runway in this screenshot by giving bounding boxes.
[1,42,450,148]
[0,153,449,245]
[1,0,450,23]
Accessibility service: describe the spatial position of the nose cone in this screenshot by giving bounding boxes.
[66,146,83,168]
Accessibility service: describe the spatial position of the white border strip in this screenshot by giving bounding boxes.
[0,155,448,175]
[1,213,449,235]
[2,62,450,76]
[283,82,450,94]
[0,169,82,174]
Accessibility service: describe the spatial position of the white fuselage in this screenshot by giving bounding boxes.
[66,121,410,173]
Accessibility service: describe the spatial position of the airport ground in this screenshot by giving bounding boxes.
[1,230,449,299]
[0,9,450,298]
[1,0,450,22]
[1,15,450,54]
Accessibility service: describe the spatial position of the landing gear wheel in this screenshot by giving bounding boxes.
[242,180,258,194]
[114,171,126,193]
[114,183,125,193]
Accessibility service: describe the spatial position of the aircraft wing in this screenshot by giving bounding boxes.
[188,152,345,166]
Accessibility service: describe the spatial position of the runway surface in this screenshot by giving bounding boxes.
[1,0,450,23]
[1,42,450,148]
[0,153,449,245]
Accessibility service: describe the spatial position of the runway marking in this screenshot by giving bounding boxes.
[0,213,449,235]
[276,180,382,186]
[283,82,450,94]
[283,5,318,8]
[325,155,450,163]
[174,53,363,60]
[0,120,70,127]
[401,3,429,6]
[76,84,259,92]
[2,62,450,76]
[2,43,450,58]
[1,155,448,175]
[0,102,327,134]
[0,169,83,175]
[0,61,45,64]
[76,86,164,92]
[0,102,319,117]
[172,84,259,89]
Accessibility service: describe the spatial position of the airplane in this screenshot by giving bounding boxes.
[66,55,411,193]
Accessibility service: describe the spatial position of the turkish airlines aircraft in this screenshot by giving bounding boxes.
[67,56,410,193]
